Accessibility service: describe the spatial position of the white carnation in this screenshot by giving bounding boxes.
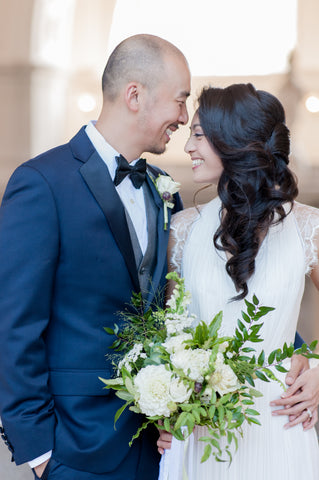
[169,377,192,403]
[162,333,192,354]
[134,365,173,417]
[209,352,240,396]
[171,349,211,382]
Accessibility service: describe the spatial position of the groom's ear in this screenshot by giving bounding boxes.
[124,82,142,112]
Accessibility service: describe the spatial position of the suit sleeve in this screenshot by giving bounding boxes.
[294,332,304,349]
[0,165,58,464]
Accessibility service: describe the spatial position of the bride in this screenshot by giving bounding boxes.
[158,83,319,479]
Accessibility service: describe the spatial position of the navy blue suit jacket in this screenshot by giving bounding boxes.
[0,127,182,477]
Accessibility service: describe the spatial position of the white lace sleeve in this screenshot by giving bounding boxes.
[294,201,319,274]
[168,207,202,275]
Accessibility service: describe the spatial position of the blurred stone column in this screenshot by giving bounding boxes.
[0,0,34,196]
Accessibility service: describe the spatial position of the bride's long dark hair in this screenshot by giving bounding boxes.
[197,83,298,300]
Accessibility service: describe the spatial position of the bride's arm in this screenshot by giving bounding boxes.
[270,224,319,429]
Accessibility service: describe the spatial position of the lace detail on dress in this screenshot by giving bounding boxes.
[168,206,203,275]
[293,201,319,274]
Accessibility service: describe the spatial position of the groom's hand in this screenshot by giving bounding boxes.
[285,353,309,386]
[34,459,50,479]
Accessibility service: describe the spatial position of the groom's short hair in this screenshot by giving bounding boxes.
[102,34,186,101]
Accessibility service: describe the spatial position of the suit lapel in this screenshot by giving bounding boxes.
[79,151,140,293]
[145,172,170,306]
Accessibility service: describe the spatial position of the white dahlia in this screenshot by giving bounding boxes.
[134,365,173,417]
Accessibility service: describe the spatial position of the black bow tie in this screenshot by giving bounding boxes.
[114,155,147,189]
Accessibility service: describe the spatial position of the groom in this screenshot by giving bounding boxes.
[0,34,190,479]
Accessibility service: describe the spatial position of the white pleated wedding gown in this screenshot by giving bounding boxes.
[159,196,319,480]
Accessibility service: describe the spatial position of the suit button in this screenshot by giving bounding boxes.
[140,267,146,274]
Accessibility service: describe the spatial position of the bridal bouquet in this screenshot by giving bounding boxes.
[100,272,318,463]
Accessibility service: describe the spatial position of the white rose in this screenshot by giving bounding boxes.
[169,377,192,403]
[163,333,192,354]
[156,175,181,196]
[134,365,173,417]
[171,349,211,382]
[209,354,240,396]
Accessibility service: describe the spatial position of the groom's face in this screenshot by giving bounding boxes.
[139,54,191,155]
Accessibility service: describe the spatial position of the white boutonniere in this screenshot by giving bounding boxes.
[154,175,181,230]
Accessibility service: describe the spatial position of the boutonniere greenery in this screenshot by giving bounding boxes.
[153,175,181,230]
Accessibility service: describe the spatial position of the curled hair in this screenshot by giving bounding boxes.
[197,83,298,300]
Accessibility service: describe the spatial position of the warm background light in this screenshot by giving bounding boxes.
[77,93,97,113]
[305,95,319,113]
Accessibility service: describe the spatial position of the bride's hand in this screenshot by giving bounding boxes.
[270,364,319,429]
[157,421,173,454]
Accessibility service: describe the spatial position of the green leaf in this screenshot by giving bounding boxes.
[237,319,245,331]
[267,350,276,364]
[257,350,265,366]
[192,408,201,423]
[275,364,289,373]
[255,370,270,382]
[174,411,190,431]
[104,327,115,335]
[124,377,135,395]
[211,438,222,453]
[164,418,171,432]
[245,408,259,416]
[247,416,261,426]
[245,374,255,386]
[249,387,263,398]
[252,295,259,306]
[210,390,217,404]
[208,311,223,339]
[209,405,216,419]
[241,311,251,323]
[201,444,212,463]
[258,306,275,316]
[242,399,254,405]
[116,390,134,401]
[129,420,151,446]
[129,406,141,413]
[219,393,231,405]
[114,401,130,427]
[99,376,124,386]
[218,406,225,422]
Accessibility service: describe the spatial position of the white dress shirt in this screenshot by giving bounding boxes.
[29,122,149,469]
[85,121,148,254]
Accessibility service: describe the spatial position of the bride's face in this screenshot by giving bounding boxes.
[184,112,223,185]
